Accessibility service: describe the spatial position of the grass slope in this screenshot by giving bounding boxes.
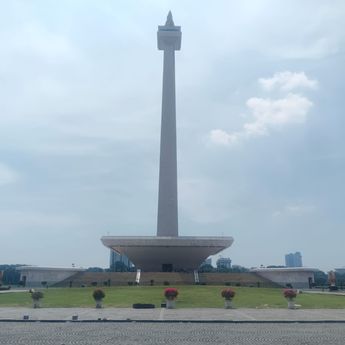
[1,286,344,309]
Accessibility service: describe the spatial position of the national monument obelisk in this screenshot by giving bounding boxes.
[101,13,233,272]
[157,11,181,237]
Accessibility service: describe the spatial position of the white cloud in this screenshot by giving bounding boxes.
[209,129,238,146]
[210,71,317,146]
[210,93,313,146]
[0,163,18,186]
[259,71,318,92]
[246,93,313,127]
[273,204,316,217]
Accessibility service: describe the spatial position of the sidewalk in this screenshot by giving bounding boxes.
[1,307,345,322]
[303,289,345,296]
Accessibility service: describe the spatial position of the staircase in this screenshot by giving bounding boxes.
[139,272,195,285]
[54,272,137,287]
[54,271,280,287]
[194,270,200,284]
[199,272,280,287]
[135,269,141,284]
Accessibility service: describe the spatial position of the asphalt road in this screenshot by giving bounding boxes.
[0,322,343,344]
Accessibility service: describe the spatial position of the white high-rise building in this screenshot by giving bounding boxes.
[285,252,303,267]
[216,257,232,269]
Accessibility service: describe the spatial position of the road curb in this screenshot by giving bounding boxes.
[1,319,345,324]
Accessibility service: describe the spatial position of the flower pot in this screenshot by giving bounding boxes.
[224,299,233,309]
[32,300,41,309]
[95,300,103,309]
[287,298,295,309]
[166,299,176,309]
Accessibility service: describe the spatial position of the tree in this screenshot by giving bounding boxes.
[199,264,215,273]
[86,267,104,272]
[314,270,327,286]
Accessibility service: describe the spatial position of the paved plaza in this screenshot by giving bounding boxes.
[0,322,344,344]
[1,307,345,322]
[1,305,345,344]
[1,307,345,344]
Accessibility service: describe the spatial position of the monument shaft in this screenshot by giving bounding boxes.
[157,12,181,237]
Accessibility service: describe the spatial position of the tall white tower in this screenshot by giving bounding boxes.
[157,12,181,237]
[101,14,233,272]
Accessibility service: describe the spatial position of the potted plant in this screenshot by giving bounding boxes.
[221,288,235,309]
[93,288,105,308]
[31,291,44,308]
[283,288,297,309]
[164,287,178,309]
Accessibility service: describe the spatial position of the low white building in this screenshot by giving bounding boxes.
[17,266,85,287]
[251,267,318,289]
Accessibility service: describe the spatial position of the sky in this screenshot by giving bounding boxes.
[0,0,344,272]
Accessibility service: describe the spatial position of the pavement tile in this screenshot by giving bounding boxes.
[1,307,345,322]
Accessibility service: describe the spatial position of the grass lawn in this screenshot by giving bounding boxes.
[1,286,344,308]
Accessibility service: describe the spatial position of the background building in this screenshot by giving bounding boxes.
[335,268,345,275]
[200,258,212,267]
[203,258,212,266]
[16,266,85,287]
[216,257,232,269]
[110,250,133,271]
[251,267,317,289]
[285,252,302,267]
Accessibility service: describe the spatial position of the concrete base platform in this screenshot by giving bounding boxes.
[101,236,233,271]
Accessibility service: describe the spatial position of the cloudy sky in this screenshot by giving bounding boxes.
[0,0,344,271]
